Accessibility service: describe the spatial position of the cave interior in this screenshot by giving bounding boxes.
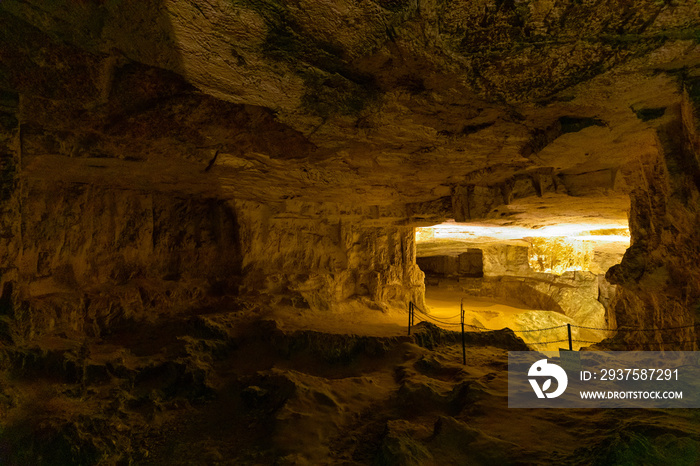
[0,0,699,464]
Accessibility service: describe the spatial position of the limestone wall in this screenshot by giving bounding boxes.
[0,180,425,342]
[481,244,532,277]
[418,242,610,330]
[235,200,425,312]
[1,180,242,341]
[605,93,700,349]
[416,250,483,278]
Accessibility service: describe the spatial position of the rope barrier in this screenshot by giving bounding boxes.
[407,301,698,352]
[512,325,568,333]
[411,305,462,326]
[414,306,452,320]
[464,323,488,330]
[417,312,452,324]
[571,323,699,331]
[410,302,428,315]
[620,324,699,332]
[411,304,462,321]
[636,340,699,346]
[421,316,698,334]
[529,339,571,345]
[569,325,618,331]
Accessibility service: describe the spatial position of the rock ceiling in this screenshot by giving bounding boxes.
[3,0,700,225]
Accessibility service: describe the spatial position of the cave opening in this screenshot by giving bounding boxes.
[415,219,630,350]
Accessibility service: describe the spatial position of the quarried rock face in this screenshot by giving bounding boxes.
[606,90,700,349]
[2,181,243,342]
[418,239,612,330]
[0,0,699,463]
[236,200,425,312]
[481,244,532,277]
[456,271,608,334]
[0,186,426,344]
[416,250,484,279]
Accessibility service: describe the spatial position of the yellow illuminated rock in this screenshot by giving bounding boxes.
[0,1,698,464]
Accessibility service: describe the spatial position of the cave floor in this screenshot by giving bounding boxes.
[258,285,578,349]
[424,286,606,351]
[425,286,533,328]
[263,302,409,338]
[1,301,698,465]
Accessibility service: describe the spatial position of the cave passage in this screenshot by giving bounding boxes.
[415,220,630,350]
[4,1,700,463]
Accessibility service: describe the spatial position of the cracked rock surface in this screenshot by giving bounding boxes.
[0,1,699,463]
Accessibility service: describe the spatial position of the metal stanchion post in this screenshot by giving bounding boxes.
[408,302,412,336]
[567,323,573,351]
[461,306,466,365]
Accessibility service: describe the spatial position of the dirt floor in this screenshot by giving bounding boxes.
[425,286,532,327]
[0,298,697,465]
[422,287,606,351]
